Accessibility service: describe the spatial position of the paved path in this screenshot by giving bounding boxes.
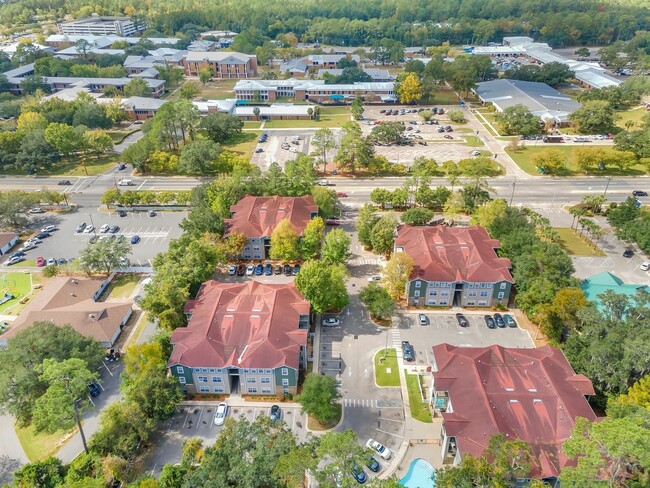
[0,415,28,485]
[113,130,143,154]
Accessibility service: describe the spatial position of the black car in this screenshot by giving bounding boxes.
[35,232,50,239]
[503,314,517,328]
[494,313,506,328]
[632,190,647,197]
[455,313,469,327]
[274,264,282,275]
[484,315,496,329]
[88,382,101,397]
[116,163,126,170]
[366,457,381,473]
[118,210,127,217]
[237,264,246,276]
[293,264,300,275]
[283,264,292,276]
[148,211,157,217]
[58,180,72,185]
[623,248,634,258]
[401,341,415,361]
[270,404,281,422]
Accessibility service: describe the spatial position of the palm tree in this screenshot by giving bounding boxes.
[253,107,261,121]
[569,206,587,229]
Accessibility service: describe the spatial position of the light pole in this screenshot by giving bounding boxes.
[382,327,389,361]
[603,176,612,198]
[509,177,517,206]
[88,214,97,235]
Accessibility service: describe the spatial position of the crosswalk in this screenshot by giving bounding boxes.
[343,399,379,408]
[391,329,403,357]
[347,258,385,266]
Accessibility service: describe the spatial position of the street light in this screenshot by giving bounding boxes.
[603,176,613,198]
[88,214,97,235]
[509,176,517,206]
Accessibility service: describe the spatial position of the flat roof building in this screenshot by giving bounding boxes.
[59,16,144,37]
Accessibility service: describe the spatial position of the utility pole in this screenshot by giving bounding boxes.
[509,177,517,206]
[603,176,612,198]
[73,398,89,455]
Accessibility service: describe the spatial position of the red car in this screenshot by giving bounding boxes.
[326,217,341,226]
[36,256,45,267]
[337,192,348,198]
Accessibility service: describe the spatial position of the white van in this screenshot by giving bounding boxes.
[118,179,134,186]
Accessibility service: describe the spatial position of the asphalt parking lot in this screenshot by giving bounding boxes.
[250,130,332,170]
[9,209,186,267]
[144,402,310,473]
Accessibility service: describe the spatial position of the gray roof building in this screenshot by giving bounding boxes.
[474,79,581,124]
[317,68,392,81]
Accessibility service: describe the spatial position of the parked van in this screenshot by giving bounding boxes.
[118,179,134,186]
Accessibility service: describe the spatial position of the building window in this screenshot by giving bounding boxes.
[282,368,289,376]
[201,368,209,373]
[429,290,437,296]
[282,379,289,386]
[261,377,271,384]
[214,387,224,393]
[197,376,208,383]
[500,282,507,289]
[480,291,489,297]
[247,377,256,383]
[248,387,258,394]
[467,301,475,306]
[498,292,504,299]
[415,281,421,288]
[262,387,272,394]
[479,301,487,306]
[199,386,210,393]
[212,377,222,383]
[439,301,448,305]
[441,291,449,296]
[427,300,436,305]
[179,377,186,384]
[215,368,222,373]
[468,291,477,297]
[209,368,216,373]
[176,366,184,374]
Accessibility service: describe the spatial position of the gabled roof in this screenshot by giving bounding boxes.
[431,343,598,478]
[395,225,513,284]
[0,232,18,248]
[184,51,255,64]
[224,195,318,238]
[168,281,310,370]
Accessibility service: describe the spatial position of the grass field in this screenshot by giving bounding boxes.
[223,131,262,159]
[0,153,119,177]
[506,145,650,176]
[107,274,141,299]
[405,372,432,423]
[263,106,351,129]
[463,135,484,147]
[431,90,461,105]
[195,79,239,100]
[15,422,75,462]
[474,109,499,136]
[0,272,33,314]
[106,130,136,144]
[554,228,606,256]
[243,121,262,129]
[374,348,400,387]
[616,107,648,130]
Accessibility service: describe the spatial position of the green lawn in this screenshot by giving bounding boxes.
[223,131,261,159]
[106,130,135,144]
[474,109,499,136]
[0,153,119,177]
[107,274,141,299]
[554,228,606,257]
[617,107,648,130]
[263,114,350,129]
[506,145,650,176]
[374,348,400,387]
[195,79,239,100]
[243,121,262,129]
[15,422,75,461]
[0,271,33,314]
[405,372,432,423]
[463,135,484,147]
[431,90,460,105]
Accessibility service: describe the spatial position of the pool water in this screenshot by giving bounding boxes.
[399,458,436,488]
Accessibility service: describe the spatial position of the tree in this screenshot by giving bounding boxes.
[178,139,221,175]
[0,322,103,425]
[383,252,415,300]
[397,72,423,104]
[532,149,567,175]
[270,219,300,261]
[17,111,48,133]
[295,261,349,313]
[321,228,351,264]
[350,98,364,120]
[123,77,151,97]
[316,430,369,486]
[300,217,325,260]
[370,122,404,145]
[360,283,395,319]
[198,67,212,85]
[90,401,153,459]
[575,47,591,58]
[72,103,112,129]
[13,457,65,488]
[79,239,132,275]
[335,122,374,174]
[179,81,201,99]
[297,373,341,424]
[404,59,425,75]
[120,342,183,421]
[401,208,434,226]
[84,130,114,155]
[561,416,650,486]
[32,358,99,433]
[370,188,393,208]
[446,109,465,123]
[157,63,184,88]
[44,122,83,157]
[495,104,542,136]
[357,204,380,248]
[21,75,50,94]
[617,375,650,411]
[370,216,397,256]
[569,100,617,134]
[200,112,244,143]
[312,127,337,174]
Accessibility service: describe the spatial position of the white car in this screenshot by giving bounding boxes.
[641,262,650,271]
[471,150,481,156]
[289,147,297,153]
[20,243,37,251]
[41,225,56,233]
[322,317,341,327]
[214,402,228,426]
[317,180,330,186]
[99,224,110,233]
[46,257,56,266]
[84,225,94,234]
[228,265,237,275]
[28,208,44,214]
[368,276,381,282]
[246,264,255,276]
[366,439,392,460]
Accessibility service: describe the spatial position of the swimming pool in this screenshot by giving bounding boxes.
[399,458,436,488]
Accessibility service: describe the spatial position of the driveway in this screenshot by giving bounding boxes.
[0,415,28,485]
[113,130,144,154]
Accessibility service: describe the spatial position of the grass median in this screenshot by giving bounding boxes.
[374,348,400,387]
[554,228,605,257]
[405,372,433,423]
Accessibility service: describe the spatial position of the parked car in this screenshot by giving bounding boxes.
[255,264,264,275]
[5,256,24,266]
[255,147,264,153]
[116,163,126,170]
[118,210,127,217]
[100,224,110,233]
[84,225,94,234]
[326,217,341,226]
[455,313,469,327]
[148,211,157,217]
[57,258,67,265]
[623,248,634,258]
[47,257,56,266]
[366,439,392,460]
[88,382,101,397]
[292,264,300,275]
[351,463,367,484]
[76,222,87,233]
[368,276,381,282]
[401,341,415,361]
[443,134,453,139]
[130,235,141,244]
[274,264,282,275]
[418,314,429,325]
[41,225,56,233]
[494,313,506,328]
[270,404,281,422]
[20,243,36,252]
[317,180,330,186]
[366,457,381,473]
[237,264,246,276]
[35,232,50,239]
[471,150,481,156]
[214,402,228,426]
[284,264,292,276]
[109,225,119,233]
[28,208,44,214]
[503,314,517,328]
[264,263,273,275]
[36,256,46,267]
[640,262,650,271]
[484,315,496,329]
[228,265,237,276]
[322,317,341,327]
[246,264,255,276]
[337,192,348,197]
[632,190,647,197]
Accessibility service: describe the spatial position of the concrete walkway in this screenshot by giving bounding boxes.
[0,415,28,485]
[113,130,143,154]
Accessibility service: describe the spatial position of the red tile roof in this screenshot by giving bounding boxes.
[394,225,513,283]
[224,195,318,238]
[431,344,597,478]
[168,280,310,370]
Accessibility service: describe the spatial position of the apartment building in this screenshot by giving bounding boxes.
[183,51,257,79]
